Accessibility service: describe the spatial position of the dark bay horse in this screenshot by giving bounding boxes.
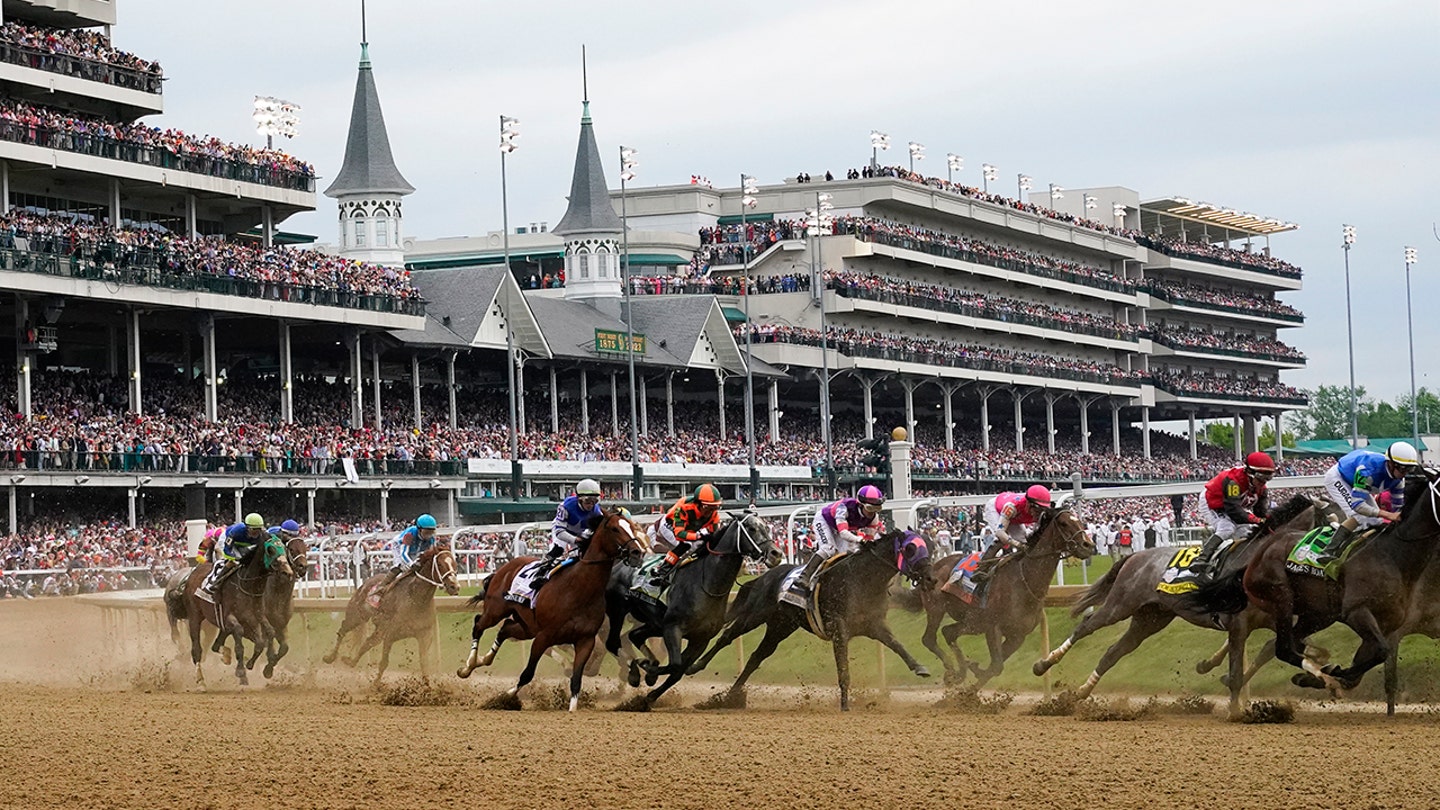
[1194,472,1440,695]
[1031,494,1316,716]
[919,507,1094,686]
[686,529,933,711]
[321,544,460,686]
[182,536,292,686]
[252,534,308,678]
[456,508,646,711]
[605,510,780,706]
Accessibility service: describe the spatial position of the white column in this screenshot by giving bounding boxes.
[1233,414,1243,460]
[768,378,780,443]
[941,383,956,451]
[447,489,458,528]
[201,315,218,422]
[411,353,422,431]
[108,178,121,226]
[979,386,993,452]
[1045,392,1058,455]
[1274,411,1285,461]
[515,357,526,434]
[127,309,142,416]
[902,379,917,445]
[8,486,16,535]
[233,489,244,525]
[0,161,9,210]
[549,367,560,434]
[1111,401,1122,457]
[861,376,877,438]
[580,369,590,434]
[1142,406,1151,460]
[185,193,198,239]
[1014,389,1028,453]
[279,321,294,424]
[1189,411,1198,460]
[262,205,274,248]
[446,351,458,431]
[609,370,619,438]
[1243,413,1258,454]
[717,374,727,439]
[14,296,29,419]
[380,489,389,526]
[666,372,676,437]
[306,489,316,528]
[347,330,363,429]
[371,338,383,430]
[640,375,650,436]
[889,440,913,501]
[128,488,138,529]
[1079,398,1091,456]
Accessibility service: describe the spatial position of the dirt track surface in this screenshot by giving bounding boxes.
[5,599,1440,809]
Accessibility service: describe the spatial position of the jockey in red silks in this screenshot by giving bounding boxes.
[1188,451,1274,586]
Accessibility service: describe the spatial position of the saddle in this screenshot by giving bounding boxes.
[1286,526,1378,580]
[778,553,848,637]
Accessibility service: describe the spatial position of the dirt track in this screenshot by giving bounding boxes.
[4,599,1440,809]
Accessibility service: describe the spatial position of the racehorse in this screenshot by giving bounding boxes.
[919,506,1094,686]
[456,508,646,711]
[181,535,292,686]
[321,544,460,686]
[686,529,933,711]
[1194,472,1440,695]
[604,510,780,707]
[1031,494,1316,716]
[251,533,308,678]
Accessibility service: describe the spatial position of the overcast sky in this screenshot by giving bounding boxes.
[120,0,1438,402]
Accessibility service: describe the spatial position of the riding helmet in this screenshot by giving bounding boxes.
[1245,451,1276,475]
[857,485,886,505]
[1025,484,1053,508]
[244,512,265,529]
[416,514,438,529]
[694,483,723,506]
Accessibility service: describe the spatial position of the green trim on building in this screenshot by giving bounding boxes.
[716,213,774,226]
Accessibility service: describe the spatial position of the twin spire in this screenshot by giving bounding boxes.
[324,41,413,198]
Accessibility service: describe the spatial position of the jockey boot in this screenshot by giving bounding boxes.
[1187,534,1225,587]
[969,550,1006,585]
[1314,524,1356,568]
[197,560,236,602]
[790,554,825,597]
[532,553,564,591]
[649,543,692,589]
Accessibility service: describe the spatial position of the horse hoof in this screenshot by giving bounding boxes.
[1219,674,1233,689]
[263,665,275,680]
[913,665,931,678]
[221,648,233,666]
[627,665,641,689]
[1291,672,1325,689]
[1032,660,1050,677]
[1196,660,1216,675]
[321,653,337,664]
[456,667,472,679]
[644,670,659,687]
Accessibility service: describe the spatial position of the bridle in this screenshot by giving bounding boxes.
[583,514,647,564]
[411,547,457,589]
[707,513,771,560]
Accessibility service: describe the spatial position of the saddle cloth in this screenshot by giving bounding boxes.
[940,552,982,603]
[1156,545,1206,595]
[505,560,547,605]
[628,554,667,604]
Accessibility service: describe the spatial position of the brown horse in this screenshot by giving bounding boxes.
[456,508,645,711]
[251,534,308,678]
[1193,472,1440,695]
[182,535,292,686]
[919,507,1095,686]
[321,544,460,686]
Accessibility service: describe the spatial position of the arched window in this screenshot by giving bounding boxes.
[578,252,590,279]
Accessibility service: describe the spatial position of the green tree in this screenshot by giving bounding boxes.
[1396,388,1440,435]
[1202,421,1233,449]
[1257,421,1296,451]
[1289,384,1367,441]
[1360,401,1409,438]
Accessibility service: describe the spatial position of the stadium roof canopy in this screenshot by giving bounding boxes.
[1141,197,1298,238]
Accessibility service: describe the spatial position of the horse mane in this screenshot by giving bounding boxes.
[1253,493,1315,538]
[1398,474,1431,523]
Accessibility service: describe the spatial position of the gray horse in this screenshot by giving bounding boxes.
[1032,494,1317,717]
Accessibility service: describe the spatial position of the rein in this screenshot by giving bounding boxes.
[411,550,455,588]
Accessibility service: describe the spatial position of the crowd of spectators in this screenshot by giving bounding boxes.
[1149,324,1305,362]
[0,207,422,311]
[0,21,162,92]
[737,322,1145,386]
[1135,234,1301,279]
[1146,280,1302,322]
[1,517,185,573]
[0,99,314,190]
[1151,369,1307,404]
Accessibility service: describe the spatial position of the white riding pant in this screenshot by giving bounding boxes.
[1198,504,1256,542]
[1322,467,1385,528]
[811,514,864,559]
[982,502,1027,546]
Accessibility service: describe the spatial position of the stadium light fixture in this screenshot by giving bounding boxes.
[74,476,89,485]
[1112,202,1127,227]
[1049,183,1064,204]
[245,477,262,487]
[741,173,761,503]
[869,130,890,169]
[500,114,522,501]
[981,163,997,194]
[1341,224,1358,449]
[945,153,963,185]
[137,476,152,487]
[1018,174,1033,199]
[1083,194,1098,215]
[907,141,925,173]
[252,96,301,150]
[8,475,23,484]
[1405,246,1421,456]
[620,145,641,497]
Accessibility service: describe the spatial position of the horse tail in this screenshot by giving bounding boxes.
[1071,554,1130,617]
[466,573,495,607]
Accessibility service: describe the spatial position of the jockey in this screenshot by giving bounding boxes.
[786,485,887,600]
[1189,451,1275,585]
[1315,442,1418,566]
[532,479,604,590]
[648,484,724,587]
[971,485,1052,584]
[196,512,267,602]
[196,525,225,564]
[369,514,439,606]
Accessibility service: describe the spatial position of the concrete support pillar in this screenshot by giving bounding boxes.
[1274,411,1285,461]
[549,367,560,434]
[0,161,9,210]
[902,379,918,445]
[128,488,138,529]
[8,485,16,535]
[278,321,293,424]
[1189,411,1198,460]
[107,325,118,375]
[126,309,142,416]
[185,193,197,239]
[233,489,243,525]
[1014,389,1032,453]
[666,372,676,438]
[717,373,727,439]
[979,386,995,452]
[1111,401,1122,457]
[1232,414,1243,460]
[380,488,389,527]
[515,357,526,434]
[201,314,218,422]
[447,489,457,528]
[445,351,457,431]
[580,369,590,434]
[889,440,913,501]
[939,382,959,451]
[860,376,879,438]
[609,370,619,438]
[108,178,121,226]
[1045,392,1058,455]
[346,330,363,429]
[370,338,382,430]
[640,375,650,437]
[411,353,422,431]
[261,205,274,248]
[1243,412,1258,454]
[306,489,316,528]
[1079,398,1091,456]
[768,378,780,443]
[1142,406,1152,459]
[14,296,30,419]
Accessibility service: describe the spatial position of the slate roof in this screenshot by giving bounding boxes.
[525,294,688,367]
[324,44,415,198]
[552,102,624,237]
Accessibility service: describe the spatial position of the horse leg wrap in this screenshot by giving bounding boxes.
[1077,670,1100,697]
[1046,638,1073,664]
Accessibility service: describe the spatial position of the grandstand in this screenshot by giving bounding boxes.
[0,3,1314,554]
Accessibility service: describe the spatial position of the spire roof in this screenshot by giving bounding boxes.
[553,101,624,237]
[324,43,414,198]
